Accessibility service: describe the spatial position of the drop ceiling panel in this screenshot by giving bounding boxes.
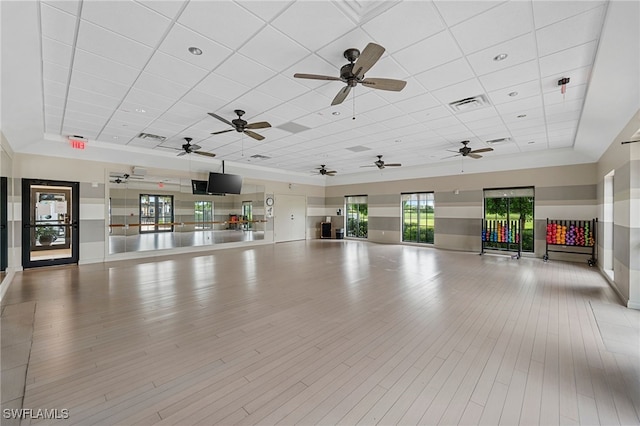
[538,41,597,77]
[449,1,533,54]
[73,50,140,86]
[271,2,354,52]
[178,1,265,51]
[214,54,277,88]
[42,0,79,16]
[430,78,486,106]
[40,3,77,45]
[414,58,476,91]
[80,0,172,47]
[70,70,130,100]
[239,1,292,23]
[532,0,607,28]
[158,24,233,71]
[487,80,541,105]
[136,0,185,19]
[478,60,540,92]
[433,1,503,28]
[144,51,209,87]
[535,6,606,56]
[42,61,70,85]
[42,37,73,67]
[466,33,537,76]
[392,31,463,75]
[132,72,191,101]
[76,20,153,69]
[68,86,121,110]
[180,90,228,112]
[240,26,310,73]
[256,74,309,102]
[361,1,445,52]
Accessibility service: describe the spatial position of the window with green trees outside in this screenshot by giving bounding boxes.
[402,192,434,244]
[484,187,534,252]
[345,195,368,238]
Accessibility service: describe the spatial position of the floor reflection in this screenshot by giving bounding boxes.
[109,230,264,254]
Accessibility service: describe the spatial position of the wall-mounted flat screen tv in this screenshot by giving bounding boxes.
[207,172,243,195]
[191,180,210,195]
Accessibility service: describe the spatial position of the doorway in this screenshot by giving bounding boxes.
[274,194,306,242]
[21,179,79,268]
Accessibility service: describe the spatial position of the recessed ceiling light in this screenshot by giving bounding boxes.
[528,141,535,144]
[517,114,527,118]
[508,91,518,97]
[332,111,340,116]
[135,108,146,113]
[395,139,402,143]
[493,53,508,61]
[188,47,203,56]
[112,136,119,139]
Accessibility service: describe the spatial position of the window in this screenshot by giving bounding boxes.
[194,201,213,230]
[140,194,173,233]
[484,187,534,252]
[345,195,368,238]
[242,201,253,230]
[402,192,434,244]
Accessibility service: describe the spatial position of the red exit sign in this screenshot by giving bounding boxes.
[69,136,86,150]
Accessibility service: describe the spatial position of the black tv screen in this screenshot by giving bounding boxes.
[191,180,210,195]
[207,172,242,195]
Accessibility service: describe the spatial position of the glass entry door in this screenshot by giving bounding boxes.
[22,179,79,268]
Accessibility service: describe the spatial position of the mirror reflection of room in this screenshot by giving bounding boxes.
[108,174,265,254]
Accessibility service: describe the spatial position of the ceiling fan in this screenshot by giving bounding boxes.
[361,155,402,170]
[109,173,144,184]
[208,110,271,141]
[445,141,494,159]
[293,42,407,106]
[314,165,337,176]
[178,137,216,158]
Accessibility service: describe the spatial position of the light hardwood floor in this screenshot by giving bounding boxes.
[1,240,639,425]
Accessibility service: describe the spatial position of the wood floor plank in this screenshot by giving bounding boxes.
[1,240,637,426]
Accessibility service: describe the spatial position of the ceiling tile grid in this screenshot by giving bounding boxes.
[31,0,609,176]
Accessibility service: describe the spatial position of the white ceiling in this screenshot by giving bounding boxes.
[1,0,639,184]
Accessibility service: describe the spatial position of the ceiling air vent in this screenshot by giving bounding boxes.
[486,137,511,144]
[137,132,166,142]
[448,95,489,113]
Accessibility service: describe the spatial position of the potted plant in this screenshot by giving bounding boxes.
[35,225,58,246]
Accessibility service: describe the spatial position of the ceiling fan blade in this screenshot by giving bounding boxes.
[326,170,337,174]
[208,112,233,126]
[326,172,336,176]
[194,151,217,158]
[469,147,494,154]
[352,42,385,79]
[177,151,187,156]
[244,130,265,141]
[385,163,402,167]
[331,85,351,106]
[211,129,234,135]
[361,78,407,92]
[245,121,271,130]
[360,165,377,168]
[293,73,341,81]
[190,144,202,151]
[442,154,461,159]
[468,153,483,159]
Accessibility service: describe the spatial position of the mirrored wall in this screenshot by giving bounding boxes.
[108,175,265,254]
